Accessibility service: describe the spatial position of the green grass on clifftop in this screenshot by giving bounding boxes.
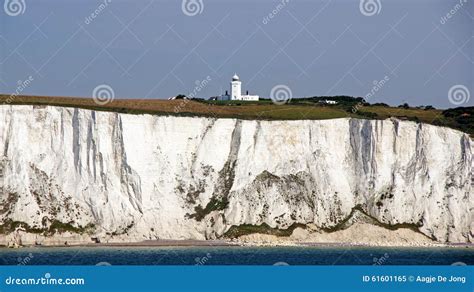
[1,94,472,136]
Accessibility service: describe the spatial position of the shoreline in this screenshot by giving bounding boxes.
[1,240,472,249]
[2,223,471,249]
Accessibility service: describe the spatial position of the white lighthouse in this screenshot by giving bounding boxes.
[215,74,259,101]
[231,74,242,100]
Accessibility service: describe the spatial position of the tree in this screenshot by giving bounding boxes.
[372,102,389,107]
[398,103,409,109]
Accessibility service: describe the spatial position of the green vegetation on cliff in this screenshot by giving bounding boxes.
[1,95,472,136]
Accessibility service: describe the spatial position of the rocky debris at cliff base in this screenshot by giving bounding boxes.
[236,223,438,247]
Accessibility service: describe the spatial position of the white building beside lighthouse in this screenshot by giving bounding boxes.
[216,74,259,101]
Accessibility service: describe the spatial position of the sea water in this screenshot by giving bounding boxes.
[0,246,472,265]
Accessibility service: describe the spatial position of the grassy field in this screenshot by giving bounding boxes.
[0,94,472,136]
[0,94,349,120]
[358,106,444,124]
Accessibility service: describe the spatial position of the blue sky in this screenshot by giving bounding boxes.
[0,0,472,108]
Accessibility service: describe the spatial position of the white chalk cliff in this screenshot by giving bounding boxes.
[0,105,472,244]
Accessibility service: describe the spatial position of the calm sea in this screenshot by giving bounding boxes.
[0,246,472,265]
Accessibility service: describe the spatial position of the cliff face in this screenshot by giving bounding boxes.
[0,105,472,243]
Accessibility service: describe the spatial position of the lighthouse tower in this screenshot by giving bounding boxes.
[213,74,259,101]
[230,74,242,100]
